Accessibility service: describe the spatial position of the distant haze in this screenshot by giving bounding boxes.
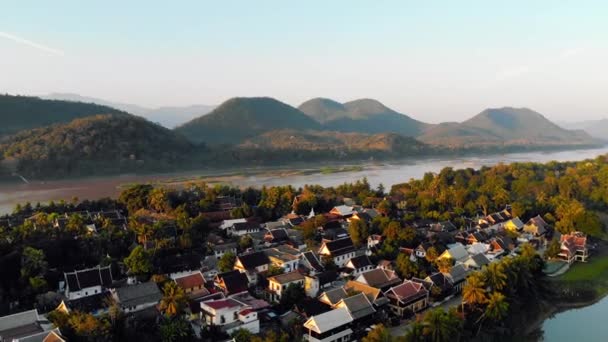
[1,1,608,122]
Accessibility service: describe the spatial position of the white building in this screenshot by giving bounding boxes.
[200,298,260,334]
[64,265,113,300]
[267,271,305,303]
[303,307,353,342]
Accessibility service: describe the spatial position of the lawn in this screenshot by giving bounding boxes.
[559,255,608,282]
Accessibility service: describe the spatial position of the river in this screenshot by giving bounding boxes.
[541,296,608,342]
[1,146,607,215]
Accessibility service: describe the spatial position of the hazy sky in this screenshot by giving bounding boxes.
[1,1,607,123]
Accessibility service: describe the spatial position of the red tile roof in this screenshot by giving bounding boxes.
[175,272,205,290]
[203,298,241,310]
[387,280,428,303]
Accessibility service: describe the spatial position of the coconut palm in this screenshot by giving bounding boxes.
[483,291,509,322]
[422,308,459,342]
[159,282,187,317]
[462,272,487,308]
[484,262,507,291]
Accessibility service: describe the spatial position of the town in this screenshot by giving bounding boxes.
[0,159,605,342]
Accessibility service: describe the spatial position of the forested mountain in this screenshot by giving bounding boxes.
[175,97,321,145]
[298,98,431,137]
[418,107,597,148]
[0,114,194,178]
[0,94,127,138]
[44,93,215,128]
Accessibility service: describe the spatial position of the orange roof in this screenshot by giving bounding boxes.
[175,272,205,290]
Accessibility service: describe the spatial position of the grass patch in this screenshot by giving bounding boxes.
[559,255,608,282]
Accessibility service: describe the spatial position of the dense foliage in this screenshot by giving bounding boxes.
[0,94,126,137]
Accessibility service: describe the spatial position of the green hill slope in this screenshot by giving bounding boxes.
[175,97,321,145]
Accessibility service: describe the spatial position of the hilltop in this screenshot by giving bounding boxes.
[0,114,194,178]
[298,98,431,137]
[175,97,321,145]
[559,119,608,140]
[0,94,127,138]
[418,107,597,148]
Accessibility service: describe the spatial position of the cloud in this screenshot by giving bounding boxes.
[0,31,64,56]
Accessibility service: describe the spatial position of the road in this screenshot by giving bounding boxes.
[388,294,463,337]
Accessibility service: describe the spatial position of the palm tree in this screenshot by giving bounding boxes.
[484,262,507,291]
[483,291,509,322]
[422,308,458,342]
[159,282,187,317]
[462,272,487,308]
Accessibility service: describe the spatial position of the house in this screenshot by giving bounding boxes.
[200,298,259,334]
[301,251,324,275]
[424,272,454,297]
[523,215,549,236]
[385,280,429,317]
[345,255,374,277]
[111,282,162,313]
[466,242,489,255]
[264,228,290,245]
[322,226,349,241]
[265,247,300,273]
[486,239,506,259]
[437,244,469,263]
[234,251,271,284]
[64,265,113,300]
[348,212,373,224]
[318,287,349,306]
[0,309,55,342]
[504,217,524,232]
[303,307,354,342]
[213,242,238,259]
[229,222,261,237]
[443,264,469,293]
[414,242,432,259]
[344,280,389,307]
[318,237,356,267]
[463,253,491,271]
[309,270,339,295]
[215,271,249,295]
[430,221,458,233]
[219,218,247,231]
[355,268,401,291]
[329,205,355,218]
[293,298,333,320]
[174,271,210,299]
[18,329,66,342]
[367,234,383,250]
[559,231,589,264]
[376,259,394,271]
[267,271,306,303]
[467,231,490,245]
[333,292,376,322]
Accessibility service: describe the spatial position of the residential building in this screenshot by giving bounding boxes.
[318,237,356,267]
[559,231,589,264]
[385,280,429,317]
[443,264,469,293]
[213,242,238,259]
[265,247,300,273]
[267,271,306,303]
[318,287,349,306]
[523,215,549,236]
[463,253,491,271]
[303,307,354,342]
[229,222,261,237]
[200,298,260,334]
[174,271,210,299]
[332,292,376,322]
[64,265,113,300]
[215,270,249,296]
[301,251,324,275]
[0,309,55,342]
[111,282,162,313]
[437,244,469,263]
[234,251,271,284]
[329,205,355,218]
[355,268,401,291]
[344,255,374,277]
[344,280,389,307]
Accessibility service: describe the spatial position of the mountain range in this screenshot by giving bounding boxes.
[558,119,608,140]
[0,94,602,179]
[44,93,215,128]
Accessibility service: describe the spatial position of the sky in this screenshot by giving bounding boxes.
[1,0,607,123]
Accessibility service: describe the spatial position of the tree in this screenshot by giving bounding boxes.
[239,235,253,250]
[462,272,487,308]
[21,246,48,279]
[425,247,439,263]
[422,308,460,342]
[160,317,194,342]
[436,258,452,274]
[377,199,393,216]
[362,324,393,342]
[267,265,284,277]
[148,187,171,213]
[123,245,152,275]
[232,328,254,342]
[484,262,507,292]
[483,291,509,322]
[544,238,561,259]
[280,283,306,309]
[159,282,187,317]
[218,252,236,272]
[348,219,369,247]
[68,311,110,340]
[396,253,418,279]
[119,184,153,213]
